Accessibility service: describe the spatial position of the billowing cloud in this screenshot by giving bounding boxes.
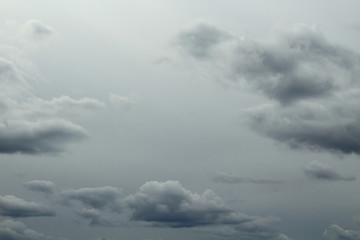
[214,172,284,184]
[323,225,360,240]
[173,25,360,154]
[0,195,55,218]
[248,98,360,155]
[173,23,360,155]
[62,186,122,211]
[175,23,359,104]
[0,219,67,240]
[0,120,87,154]
[23,180,55,194]
[125,180,235,227]
[304,161,355,181]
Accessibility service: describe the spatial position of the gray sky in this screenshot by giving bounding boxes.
[0,1,360,240]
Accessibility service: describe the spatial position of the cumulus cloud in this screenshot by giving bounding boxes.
[213,172,284,184]
[0,195,55,218]
[62,186,122,211]
[0,120,87,154]
[304,161,355,181]
[323,225,360,240]
[125,180,236,227]
[173,23,360,155]
[0,219,67,240]
[23,180,55,194]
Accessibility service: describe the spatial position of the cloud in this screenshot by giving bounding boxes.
[0,219,67,240]
[213,172,284,184]
[323,225,360,240]
[173,23,360,155]
[76,208,115,227]
[21,19,55,41]
[125,180,236,227]
[0,24,103,155]
[175,24,359,104]
[23,180,55,194]
[0,195,55,218]
[248,99,360,155]
[175,23,230,59]
[304,161,355,181]
[109,93,137,109]
[0,119,87,154]
[61,186,122,211]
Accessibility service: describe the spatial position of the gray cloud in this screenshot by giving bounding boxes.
[23,180,55,194]
[323,225,360,240]
[125,180,292,238]
[214,172,284,184]
[0,195,55,218]
[175,23,230,59]
[22,20,55,40]
[0,119,88,154]
[175,24,359,104]
[125,180,236,227]
[0,219,67,240]
[62,186,122,211]
[304,161,355,181]
[174,24,360,155]
[248,99,360,155]
[76,208,115,227]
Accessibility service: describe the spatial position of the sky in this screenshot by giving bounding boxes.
[0,1,360,240]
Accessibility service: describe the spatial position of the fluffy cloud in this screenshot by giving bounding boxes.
[23,180,55,194]
[61,186,122,210]
[304,161,355,181]
[323,225,360,240]
[0,120,87,154]
[213,172,284,184]
[0,195,55,218]
[0,24,105,155]
[173,23,360,155]
[125,180,236,227]
[0,219,67,240]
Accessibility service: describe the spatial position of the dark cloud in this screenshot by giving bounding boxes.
[0,219,67,240]
[0,120,88,154]
[248,100,360,155]
[61,186,122,211]
[76,208,115,227]
[23,180,55,194]
[0,195,55,218]
[175,24,359,104]
[304,161,355,181]
[323,225,360,240]
[125,180,236,227]
[213,173,284,184]
[174,24,360,155]
[125,180,292,238]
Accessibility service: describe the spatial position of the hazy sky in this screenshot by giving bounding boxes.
[0,1,360,240]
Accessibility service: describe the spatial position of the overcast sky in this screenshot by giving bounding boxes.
[0,1,360,240]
